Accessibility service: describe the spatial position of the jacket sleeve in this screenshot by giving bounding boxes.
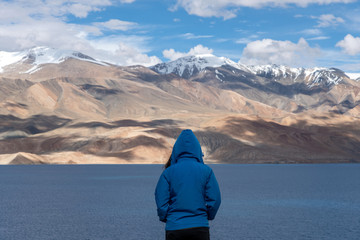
[155,172,170,222]
[205,169,221,220]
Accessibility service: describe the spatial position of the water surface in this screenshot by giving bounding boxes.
[0,164,359,240]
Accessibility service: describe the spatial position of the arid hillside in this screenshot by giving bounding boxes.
[0,53,359,164]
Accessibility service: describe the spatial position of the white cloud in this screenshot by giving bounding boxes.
[301,28,322,35]
[240,38,321,67]
[94,19,138,31]
[0,0,162,66]
[120,0,136,3]
[236,35,259,44]
[215,38,231,43]
[163,45,213,61]
[173,0,355,19]
[307,36,330,41]
[312,14,345,27]
[236,38,253,44]
[114,43,161,66]
[75,35,162,66]
[67,4,101,18]
[0,19,88,51]
[336,34,360,55]
[180,33,213,39]
[0,0,114,21]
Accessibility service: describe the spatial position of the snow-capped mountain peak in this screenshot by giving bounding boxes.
[0,46,107,74]
[151,54,250,79]
[152,54,348,88]
[248,64,304,80]
[247,64,346,87]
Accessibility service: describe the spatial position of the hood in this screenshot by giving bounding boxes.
[170,129,204,165]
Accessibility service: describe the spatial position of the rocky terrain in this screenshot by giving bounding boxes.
[0,47,359,164]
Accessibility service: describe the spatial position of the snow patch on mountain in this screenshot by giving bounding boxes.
[0,51,25,73]
[346,72,360,80]
[215,69,225,82]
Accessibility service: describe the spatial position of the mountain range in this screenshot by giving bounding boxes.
[0,46,359,164]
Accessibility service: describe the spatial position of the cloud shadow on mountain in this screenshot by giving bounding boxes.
[78,84,123,100]
[0,133,168,162]
[215,117,360,163]
[0,115,71,137]
[69,119,180,129]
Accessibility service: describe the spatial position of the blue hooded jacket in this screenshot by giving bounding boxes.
[155,129,221,231]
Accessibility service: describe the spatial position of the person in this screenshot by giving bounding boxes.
[155,129,221,240]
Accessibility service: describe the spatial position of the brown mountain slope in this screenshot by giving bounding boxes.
[0,58,359,164]
[0,113,359,164]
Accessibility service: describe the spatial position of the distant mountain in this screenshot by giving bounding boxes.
[0,47,350,88]
[0,46,107,74]
[0,47,359,117]
[247,65,346,87]
[151,54,359,115]
[151,54,250,79]
[0,47,359,164]
[151,55,348,88]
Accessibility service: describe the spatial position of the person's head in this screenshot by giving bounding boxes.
[164,129,203,169]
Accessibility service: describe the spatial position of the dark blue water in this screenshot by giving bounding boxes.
[0,164,359,240]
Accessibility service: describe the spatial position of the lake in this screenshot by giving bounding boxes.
[0,164,359,240]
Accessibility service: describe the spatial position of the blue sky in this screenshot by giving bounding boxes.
[0,0,360,72]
